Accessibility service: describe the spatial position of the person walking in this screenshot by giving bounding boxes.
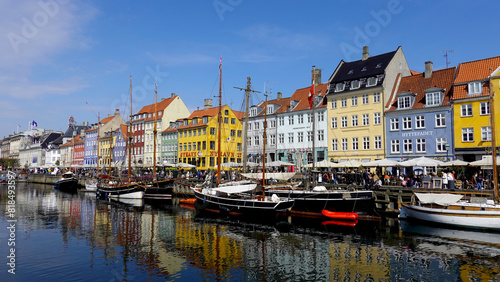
[447,171,455,190]
[442,171,448,189]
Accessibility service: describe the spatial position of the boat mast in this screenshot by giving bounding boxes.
[128,76,132,183]
[311,66,316,173]
[97,112,100,175]
[108,131,112,176]
[217,57,222,185]
[262,91,268,197]
[489,72,498,200]
[153,82,158,183]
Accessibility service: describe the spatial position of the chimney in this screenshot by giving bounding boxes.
[311,68,321,87]
[277,92,282,100]
[108,114,111,117]
[171,93,176,98]
[161,98,165,101]
[362,46,369,61]
[114,108,120,116]
[204,99,213,109]
[424,61,433,78]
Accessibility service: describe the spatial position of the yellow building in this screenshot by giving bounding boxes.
[177,101,244,170]
[491,66,500,148]
[451,56,500,161]
[98,132,115,168]
[325,46,410,163]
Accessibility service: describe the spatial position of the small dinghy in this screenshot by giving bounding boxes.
[321,210,358,220]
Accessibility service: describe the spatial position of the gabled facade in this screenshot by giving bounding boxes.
[161,121,181,165]
[247,92,291,165]
[325,46,410,163]
[451,56,500,161]
[385,62,456,162]
[177,101,244,170]
[113,124,128,168]
[138,94,190,166]
[72,135,85,167]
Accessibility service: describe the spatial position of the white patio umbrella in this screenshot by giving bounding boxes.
[305,159,339,168]
[399,156,444,167]
[220,161,240,168]
[469,156,500,166]
[162,161,175,167]
[362,158,400,167]
[266,160,295,167]
[336,160,363,168]
[439,159,470,167]
[175,162,196,168]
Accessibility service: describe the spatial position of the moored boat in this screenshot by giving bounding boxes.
[399,192,500,230]
[54,171,79,193]
[96,181,145,199]
[321,209,358,220]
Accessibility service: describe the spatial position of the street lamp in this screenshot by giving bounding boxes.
[444,143,450,161]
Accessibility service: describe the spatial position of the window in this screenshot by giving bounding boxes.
[307,131,313,141]
[480,102,490,115]
[374,136,382,149]
[278,116,284,126]
[210,141,215,150]
[341,138,348,151]
[373,92,381,103]
[351,115,358,127]
[317,111,324,122]
[398,96,412,109]
[331,117,337,129]
[462,128,474,142]
[210,127,215,135]
[332,139,338,151]
[351,80,360,89]
[362,137,370,150]
[468,82,482,95]
[362,94,369,105]
[331,99,337,109]
[224,109,229,115]
[367,77,377,86]
[230,130,236,137]
[231,118,235,124]
[436,137,447,152]
[341,116,348,128]
[416,139,426,153]
[247,137,251,146]
[270,134,276,145]
[390,118,399,131]
[288,133,294,143]
[288,115,294,125]
[278,133,284,144]
[254,136,260,146]
[341,97,347,108]
[307,113,312,123]
[435,113,446,127]
[391,140,400,153]
[402,117,412,130]
[270,120,276,128]
[318,130,324,141]
[267,105,273,115]
[426,92,441,106]
[352,137,358,150]
[482,126,492,141]
[298,114,304,124]
[255,122,259,130]
[351,96,358,106]
[335,83,345,92]
[415,116,425,129]
[374,112,381,125]
[297,132,303,142]
[237,130,242,137]
[362,114,369,126]
[461,104,472,117]
[403,139,413,153]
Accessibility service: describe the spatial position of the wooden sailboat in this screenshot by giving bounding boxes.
[193,58,295,215]
[96,76,145,199]
[399,73,500,230]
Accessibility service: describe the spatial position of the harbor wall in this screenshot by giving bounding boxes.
[28,174,86,187]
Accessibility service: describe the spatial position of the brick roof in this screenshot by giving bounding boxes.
[452,56,500,100]
[387,67,456,112]
[288,83,328,112]
[254,96,291,117]
[138,95,177,122]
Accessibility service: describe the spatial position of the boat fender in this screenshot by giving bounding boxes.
[271,194,280,202]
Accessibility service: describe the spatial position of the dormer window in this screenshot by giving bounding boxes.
[398,96,413,109]
[468,81,482,95]
[351,80,360,89]
[202,117,208,124]
[183,120,188,126]
[361,67,367,71]
[267,105,274,115]
[192,119,198,125]
[335,83,345,92]
[426,91,442,107]
[348,70,353,74]
[376,63,382,68]
[250,108,258,117]
[366,77,377,87]
[290,100,298,109]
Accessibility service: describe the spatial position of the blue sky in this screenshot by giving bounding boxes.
[1,0,499,139]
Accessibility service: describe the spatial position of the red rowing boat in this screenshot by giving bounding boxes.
[321,210,358,220]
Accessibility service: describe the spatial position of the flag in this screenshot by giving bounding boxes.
[32,120,37,127]
[308,80,315,110]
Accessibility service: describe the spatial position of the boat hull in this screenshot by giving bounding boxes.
[399,202,500,230]
[144,179,175,199]
[96,184,145,199]
[54,178,79,193]
[265,189,374,216]
[193,189,294,215]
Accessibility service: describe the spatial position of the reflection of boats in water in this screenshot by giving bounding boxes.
[399,220,500,246]
[110,197,144,207]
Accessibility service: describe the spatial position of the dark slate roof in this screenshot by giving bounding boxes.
[329,48,398,83]
[63,124,90,138]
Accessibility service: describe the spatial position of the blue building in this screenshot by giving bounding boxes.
[385,62,456,163]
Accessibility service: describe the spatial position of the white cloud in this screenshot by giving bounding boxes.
[0,76,87,99]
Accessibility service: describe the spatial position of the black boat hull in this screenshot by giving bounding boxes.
[54,178,79,193]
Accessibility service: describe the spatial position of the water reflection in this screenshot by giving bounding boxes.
[1,183,500,281]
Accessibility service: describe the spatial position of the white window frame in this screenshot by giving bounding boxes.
[332,139,338,151]
[436,137,447,152]
[352,137,358,150]
[435,113,446,128]
[363,136,370,150]
[398,96,412,109]
[366,77,377,87]
[341,138,348,151]
[362,114,369,126]
[481,126,492,141]
[415,115,425,129]
[462,128,474,142]
[468,81,482,95]
[351,80,360,89]
[390,118,399,131]
[373,92,381,103]
[331,117,337,129]
[426,92,441,106]
[351,96,358,106]
[403,139,413,153]
[402,117,412,130]
[374,112,381,125]
[461,104,472,117]
[351,115,358,127]
[331,99,337,109]
[362,94,369,105]
[341,116,348,128]
[341,97,347,108]
[335,83,345,92]
[391,139,400,154]
[480,102,490,115]
[374,136,382,149]
[416,138,426,153]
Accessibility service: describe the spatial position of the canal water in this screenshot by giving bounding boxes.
[1,182,500,281]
